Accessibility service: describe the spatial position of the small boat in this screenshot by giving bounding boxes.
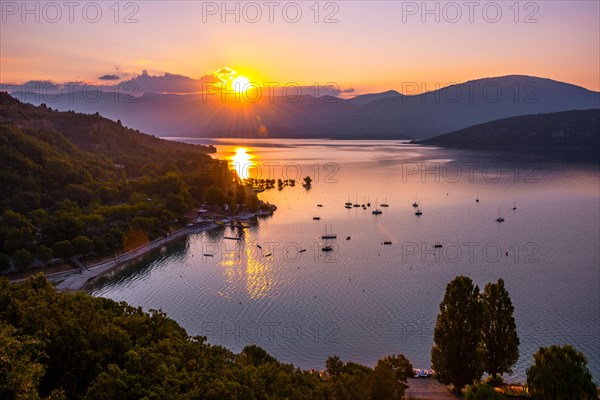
[298,249,307,253]
[264,253,272,257]
[412,201,419,208]
[345,196,352,206]
[383,241,392,245]
[256,244,262,249]
[381,198,389,207]
[346,236,351,240]
[321,224,337,239]
[317,204,323,207]
[367,202,371,207]
[203,253,214,257]
[476,191,480,203]
[313,217,321,220]
[433,243,443,248]
[224,236,242,241]
[372,198,383,215]
[415,209,423,216]
[496,208,505,222]
[345,205,352,209]
[512,201,517,210]
[322,245,334,252]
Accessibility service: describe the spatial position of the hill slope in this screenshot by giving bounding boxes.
[0,93,231,272]
[415,109,600,149]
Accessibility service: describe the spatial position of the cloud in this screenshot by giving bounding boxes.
[98,74,120,81]
[342,87,355,93]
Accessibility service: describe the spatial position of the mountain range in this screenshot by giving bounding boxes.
[8,75,600,140]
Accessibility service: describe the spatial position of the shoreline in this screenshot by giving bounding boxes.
[9,210,272,292]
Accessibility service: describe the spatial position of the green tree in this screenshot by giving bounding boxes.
[245,195,260,212]
[203,185,227,206]
[235,184,246,205]
[326,355,344,377]
[379,354,413,382]
[431,276,483,394]
[526,345,596,400]
[237,344,276,366]
[0,322,46,400]
[464,383,504,400]
[36,245,54,263]
[0,210,34,254]
[52,240,74,260]
[12,249,34,270]
[369,360,406,400]
[480,278,519,381]
[71,235,94,255]
[0,253,10,273]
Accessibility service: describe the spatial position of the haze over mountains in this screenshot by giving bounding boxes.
[7,74,600,140]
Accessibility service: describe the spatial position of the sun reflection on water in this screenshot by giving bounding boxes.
[231,147,253,179]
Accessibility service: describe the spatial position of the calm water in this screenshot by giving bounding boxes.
[89,140,599,383]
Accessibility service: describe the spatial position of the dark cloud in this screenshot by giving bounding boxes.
[342,87,355,93]
[98,74,121,81]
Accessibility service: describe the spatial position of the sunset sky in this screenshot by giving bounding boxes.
[1,1,599,94]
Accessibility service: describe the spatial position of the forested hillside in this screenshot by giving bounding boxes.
[0,93,232,273]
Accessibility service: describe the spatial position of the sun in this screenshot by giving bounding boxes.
[232,76,251,93]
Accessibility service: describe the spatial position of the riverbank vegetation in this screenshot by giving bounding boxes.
[0,93,260,274]
[0,275,414,400]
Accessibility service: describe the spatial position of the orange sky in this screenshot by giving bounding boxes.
[1,1,599,94]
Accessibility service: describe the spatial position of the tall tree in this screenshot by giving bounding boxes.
[431,276,483,394]
[480,278,520,381]
[527,345,596,400]
[235,184,246,205]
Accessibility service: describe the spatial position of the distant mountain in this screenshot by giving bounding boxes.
[414,109,600,149]
[9,75,600,139]
[346,90,403,105]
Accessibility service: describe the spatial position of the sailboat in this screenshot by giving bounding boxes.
[415,200,423,216]
[321,224,337,239]
[496,208,505,222]
[345,196,352,206]
[512,201,517,210]
[380,197,389,207]
[372,198,383,215]
[476,192,480,203]
[412,197,419,208]
[353,196,360,207]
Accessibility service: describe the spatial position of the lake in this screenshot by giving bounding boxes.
[88,139,599,383]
